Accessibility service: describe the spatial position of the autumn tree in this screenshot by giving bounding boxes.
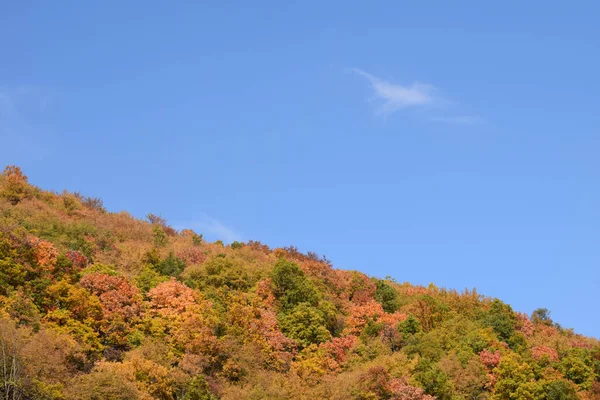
[66,361,140,400]
[79,273,143,347]
[0,318,24,400]
[1,166,30,205]
[0,166,598,400]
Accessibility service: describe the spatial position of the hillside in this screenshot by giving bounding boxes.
[0,165,598,400]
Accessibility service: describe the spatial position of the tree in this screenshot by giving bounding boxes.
[388,379,435,400]
[415,360,452,400]
[183,376,218,400]
[66,362,140,400]
[187,256,257,291]
[79,273,143,346]
[492,353,538,400]
[21,329,85,397]
[398,315,422,337]
[46,280,102,321]
[148,279,197,317]
[0,318,24,400]
[348,273,376,305]
[532,308,553,326]
[155,252,186,277]
[152,226,169,247]
[560,351,594,390]
[543,380,579,400]
[374,279,400,313]
[278,303,331,348]
[1,166,30,205]
[271,259,319,310]
[0,233,28,296]
[356,366,392,399]
[410,295,448,332]
[80,196,106,213]
[485,299,517,343]
[135,265,168,293]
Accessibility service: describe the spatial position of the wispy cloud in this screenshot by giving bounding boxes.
[177,214,243,244]
[351,68,437,115]
[350,68,484,125]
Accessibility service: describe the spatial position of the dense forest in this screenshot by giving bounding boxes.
[0,165,598,399]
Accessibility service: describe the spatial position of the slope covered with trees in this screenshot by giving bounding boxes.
[0,165,598,399]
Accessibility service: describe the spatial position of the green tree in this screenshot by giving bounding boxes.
[373,279,400,313]
[271,258,319,310]
[415,359,452,400]
[278,302,331,347]
[398,315,422,337]
[492,353,538,400]
[543,380,579,400]
[485,299,517,343]
[532,308,553,326]
[135,265,169,293]
[192,233,203,246]
[152,226,168,248]
[560,351,594,390]
[155,252,186,277]
[183,376,218,400]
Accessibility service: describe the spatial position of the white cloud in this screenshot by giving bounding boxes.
[178,214,243,244]
[352,68,437,115]
[351,69,484,125]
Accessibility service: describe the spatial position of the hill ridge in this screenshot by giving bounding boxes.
[0,165,598,399]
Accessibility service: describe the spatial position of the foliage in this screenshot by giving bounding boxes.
[153,226,169,247]
[184,376,218,400]
[271,258,319,310]
[1,165,30,205]
[374,279,400,313]
[0,166,598,400]
[485,299,517,343]
[278,302,331,348]
[155,251,186,277]
[230,241,243,250]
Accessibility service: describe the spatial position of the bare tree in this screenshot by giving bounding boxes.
[0,319,22,400]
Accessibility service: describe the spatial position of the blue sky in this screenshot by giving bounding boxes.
[1,2,599,337]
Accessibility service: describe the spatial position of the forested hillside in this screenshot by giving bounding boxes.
[0,165,598,399]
